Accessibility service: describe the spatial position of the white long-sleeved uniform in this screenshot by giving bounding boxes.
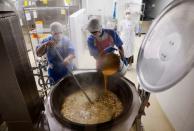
[118,19,136,58]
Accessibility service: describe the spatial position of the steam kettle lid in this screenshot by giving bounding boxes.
[137,0,194,92]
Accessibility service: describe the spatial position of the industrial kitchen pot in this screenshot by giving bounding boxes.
[50,71,139,130]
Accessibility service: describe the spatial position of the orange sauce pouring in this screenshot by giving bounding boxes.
[102,68,117,93]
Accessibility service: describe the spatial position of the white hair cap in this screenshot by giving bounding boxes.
[50,22,63,33]
[87,17,102,32]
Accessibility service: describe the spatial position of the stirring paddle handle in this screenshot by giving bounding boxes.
[53,47,93,104]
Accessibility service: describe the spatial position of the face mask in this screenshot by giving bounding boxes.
[53,34,63,41]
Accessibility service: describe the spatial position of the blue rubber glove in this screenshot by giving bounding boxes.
[104,46,117,54]
[122,58,128,66]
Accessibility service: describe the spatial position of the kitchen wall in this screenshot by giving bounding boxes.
[82,0,142,26]
[157,68,194,131]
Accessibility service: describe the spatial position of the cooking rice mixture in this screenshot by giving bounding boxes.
[61,88,123,124]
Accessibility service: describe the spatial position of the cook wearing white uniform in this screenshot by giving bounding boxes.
[118,9,136,65]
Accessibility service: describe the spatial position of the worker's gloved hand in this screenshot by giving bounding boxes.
[63,58,70,65]
[104,46,117,54]
[99,47,117,56]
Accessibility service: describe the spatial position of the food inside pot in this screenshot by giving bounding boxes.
[61,87,123,124]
